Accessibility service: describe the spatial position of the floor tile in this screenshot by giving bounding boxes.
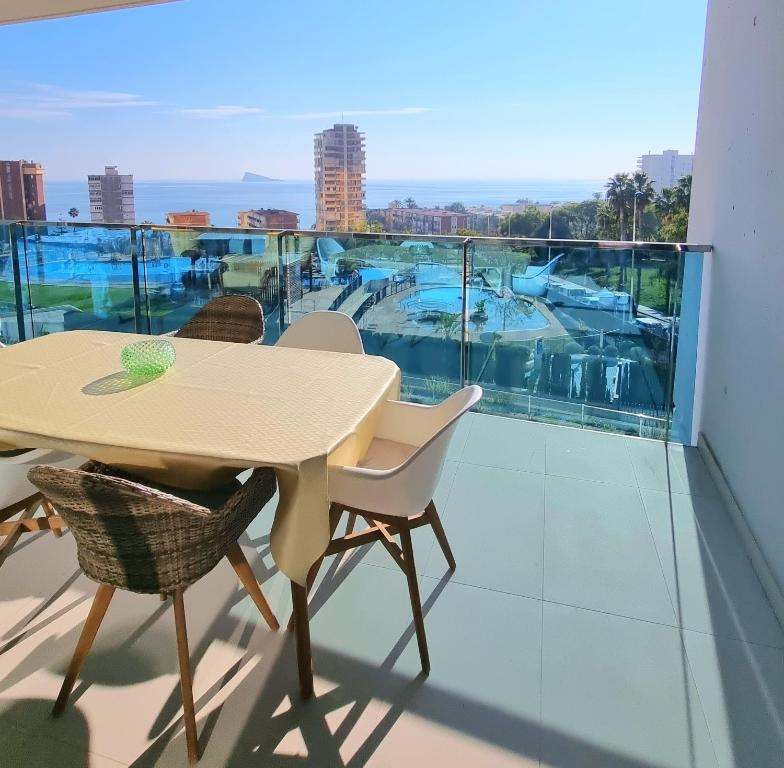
[628,437,690,493]
[541,602,718,768]
[446,413,473,461]
[424,464,544,598]
[0,718,125,767]
[670,444,721,499]
[158,574,544,768]
[683,630,784,768]
[641,490,784,647]
[545,427,636,486]
[544,475,675,624]
[461,413,547,472]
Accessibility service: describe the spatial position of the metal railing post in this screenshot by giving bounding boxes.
[460,238,472,388]
[277,231,293,335]
[9,223,27,343]
[130,227,149,334]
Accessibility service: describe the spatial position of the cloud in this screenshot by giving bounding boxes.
[0,82,156,119]
[278,107,433,120]
[175,105,265,119]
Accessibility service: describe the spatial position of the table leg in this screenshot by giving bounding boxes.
[290,581,313,699]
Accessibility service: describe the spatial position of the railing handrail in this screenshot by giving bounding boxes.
[1,219,712,253]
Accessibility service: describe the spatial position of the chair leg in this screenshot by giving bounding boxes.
[399,526,430,675]
[53,584,115,716]
[41,499,63,539]
[173,590,199,765]
[425,500,456,571]
[225,542,279,630]
[345,511,357,536]
[0,501,39,569]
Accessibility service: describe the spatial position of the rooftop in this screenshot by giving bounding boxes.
[1,414,781,767]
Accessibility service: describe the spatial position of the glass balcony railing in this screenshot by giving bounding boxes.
[0,221,710,443]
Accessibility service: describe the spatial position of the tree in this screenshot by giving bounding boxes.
[654,174,692,242]
[445,202,466,213]
[673,174,692,210]
[659,209,689,242]
[500,206,547,237]
[557,200,600,240]
[605,172,634,240]
[68,207,79,221]
[653,187,678,220]
[631,171,655,239]
[388,200,402,209]
[404,197,417,209]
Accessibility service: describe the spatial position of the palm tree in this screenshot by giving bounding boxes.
[67,207,79,221]
[605,173,634,240]
[404,197,418,209]
[654,187,678,219]
[673,174,692,211]
[631,171,655,239]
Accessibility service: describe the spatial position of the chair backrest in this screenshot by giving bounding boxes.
[276,311,364,354]
[329,385,482,517]
[173,295,264,344]
[27,463,246,594]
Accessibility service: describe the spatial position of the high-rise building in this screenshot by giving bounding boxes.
[314,123,366,231]
[637,150,694,192]
[166,210,211,227]
[88,166,135,224]
[237,208,299,229]
[0,160,47,220]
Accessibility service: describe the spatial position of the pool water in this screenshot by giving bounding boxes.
[2,256,221,287]
[400,287,549,332]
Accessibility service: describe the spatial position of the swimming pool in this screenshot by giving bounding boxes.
[400,287,550,332]
[1,256,221,288]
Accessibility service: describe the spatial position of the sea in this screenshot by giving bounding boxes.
[43,178,605,230]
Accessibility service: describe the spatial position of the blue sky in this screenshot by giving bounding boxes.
[0,0,708,181]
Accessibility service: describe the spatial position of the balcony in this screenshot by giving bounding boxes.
[1,411,782,766]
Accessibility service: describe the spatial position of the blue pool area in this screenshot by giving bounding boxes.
[358,266,395,282]
[400,287,550,332]
[1,256,221,288]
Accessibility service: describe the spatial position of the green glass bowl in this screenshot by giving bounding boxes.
[120,339,176,377]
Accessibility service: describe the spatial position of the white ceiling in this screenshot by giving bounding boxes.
[0,0,180,25]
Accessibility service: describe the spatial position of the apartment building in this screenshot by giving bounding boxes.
[88,166,135,224]
[0,160,47,220]
[165,210,212,227]
[237,208,299,229]
[637,149,694,192]
[385,207,468,235]
[314,123,365,231]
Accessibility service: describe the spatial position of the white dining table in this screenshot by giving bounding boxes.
[0,330,401,697]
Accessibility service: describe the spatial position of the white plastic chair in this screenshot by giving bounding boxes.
[313,385,482,674]
[276,311,364,354]
[0,448,84,567]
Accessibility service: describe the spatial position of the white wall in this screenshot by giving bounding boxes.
[689,1,784,588]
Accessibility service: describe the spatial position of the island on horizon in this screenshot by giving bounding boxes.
[242,172,282,182]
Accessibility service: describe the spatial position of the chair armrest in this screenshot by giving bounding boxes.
[373,399,450,447]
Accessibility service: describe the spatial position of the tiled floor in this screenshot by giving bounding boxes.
[1,413,783,767]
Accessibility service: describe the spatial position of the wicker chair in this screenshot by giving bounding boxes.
[171,295,265,344]
[28,462,279,764]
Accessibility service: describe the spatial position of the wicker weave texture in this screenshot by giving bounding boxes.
[172,295,265,344]
[28,462,276,594]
